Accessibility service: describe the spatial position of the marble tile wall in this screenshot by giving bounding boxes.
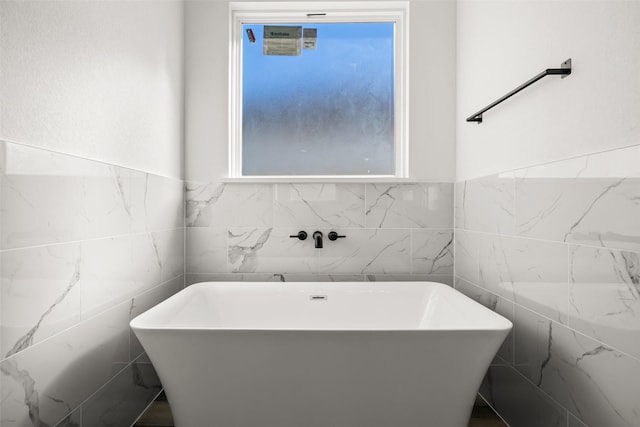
[454,143,640,427]
[0,140,185,427]
[185,181,454,285]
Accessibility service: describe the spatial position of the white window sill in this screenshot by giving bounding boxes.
[222,176,424,184]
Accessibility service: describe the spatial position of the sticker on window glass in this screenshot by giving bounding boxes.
[263,25,302,56]
[303,28,317,50]
[246,28,256,43]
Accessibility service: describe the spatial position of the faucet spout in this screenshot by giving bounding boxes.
[312,231,323,249]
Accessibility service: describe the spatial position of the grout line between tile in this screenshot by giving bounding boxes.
[1,139,184,182]
[456,141,640,182]
[453,275,640,365]
[0,274,185,363]
[0,227,185,253]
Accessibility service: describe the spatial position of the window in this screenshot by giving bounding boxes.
[229,2,409,178]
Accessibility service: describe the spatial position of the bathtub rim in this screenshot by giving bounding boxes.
[130,281,513,333]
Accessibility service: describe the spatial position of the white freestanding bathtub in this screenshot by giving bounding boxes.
[130,282,512,427]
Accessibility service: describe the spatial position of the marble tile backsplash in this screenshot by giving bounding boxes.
[454,143,640,427]
[0,140,185,427]
[186,181,454,283]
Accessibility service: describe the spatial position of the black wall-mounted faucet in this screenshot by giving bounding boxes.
[291,230,346,248]
[312,231,323,249]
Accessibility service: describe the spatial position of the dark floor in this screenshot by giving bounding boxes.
[135,392,507,427]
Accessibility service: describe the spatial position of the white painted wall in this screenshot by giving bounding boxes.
[185,0,456,183]
[185,0,229,183]
[456,0,640,181]
[0,0,184,179]
[1,1,185,425]
[410,0,457,182]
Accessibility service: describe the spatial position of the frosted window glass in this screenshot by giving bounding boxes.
[242,23,395,176]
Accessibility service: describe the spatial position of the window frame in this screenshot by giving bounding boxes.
[228,1,410,179]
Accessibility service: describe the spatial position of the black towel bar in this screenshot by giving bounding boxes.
[466,58,572,124]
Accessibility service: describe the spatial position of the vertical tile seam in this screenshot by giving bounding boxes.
[270,183,276,228]
[363,183,368,227]
[409,228,414,274]
[183,180,187,288]
[566,242,571,332]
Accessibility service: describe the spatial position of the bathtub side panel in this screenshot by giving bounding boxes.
[134,330,505,427]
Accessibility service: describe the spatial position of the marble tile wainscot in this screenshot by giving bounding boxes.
[454,143,640,427]
[0,140,186,427]
[185,181,454,284]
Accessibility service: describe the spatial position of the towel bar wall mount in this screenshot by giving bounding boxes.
[466,58,572,124]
